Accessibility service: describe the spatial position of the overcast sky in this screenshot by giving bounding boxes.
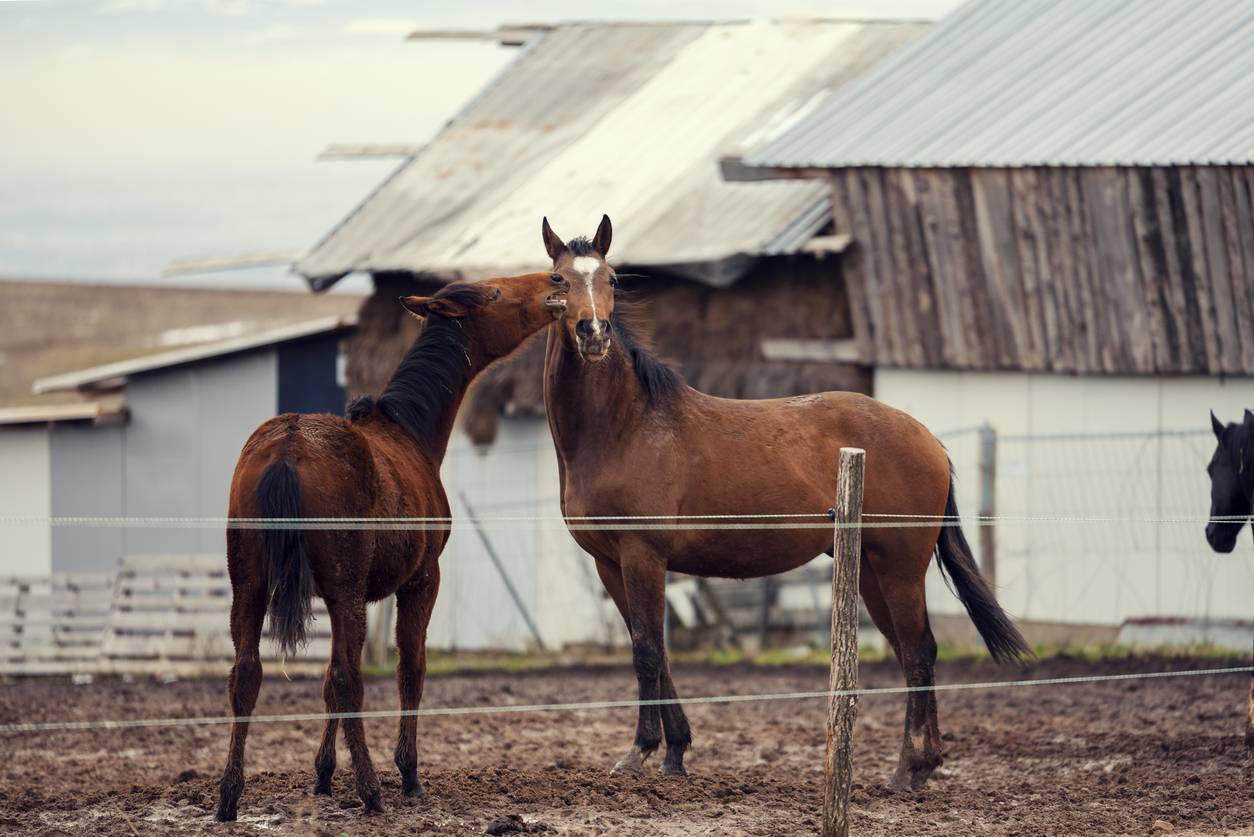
[0,0,962,293]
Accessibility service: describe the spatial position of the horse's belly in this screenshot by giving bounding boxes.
[665,529,830,579]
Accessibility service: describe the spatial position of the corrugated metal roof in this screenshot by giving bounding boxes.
[297,20,928,289]
[744,0,1254,169]
[34,316,356,394]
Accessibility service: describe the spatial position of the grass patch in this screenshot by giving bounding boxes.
[364,642,1248,678]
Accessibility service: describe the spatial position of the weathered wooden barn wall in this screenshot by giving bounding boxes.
[829,166,1254,374]
[347,256,871,443]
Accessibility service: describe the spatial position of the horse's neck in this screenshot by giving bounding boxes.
[376,323,495,466]
[422,393,467,466]
[1241,426,1254,509]
[543,329,650,462]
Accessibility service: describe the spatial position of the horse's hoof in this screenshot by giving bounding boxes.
[611,749,646,776]
[313,780,333,796]
[402,781,426,800]
[214,801,238,823]
[887,772,913,793]
[659,761,687,777]
[362,794,385,814]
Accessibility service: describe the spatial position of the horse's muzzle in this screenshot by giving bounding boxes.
[1205,521,1241,553]
[576,319,611,361]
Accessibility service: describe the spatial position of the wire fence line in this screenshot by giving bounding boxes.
[1,665,1248,735]
[0,513,1246,531]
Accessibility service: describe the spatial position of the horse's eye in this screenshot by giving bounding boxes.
[609,274,619,287]
[550,272,564,284]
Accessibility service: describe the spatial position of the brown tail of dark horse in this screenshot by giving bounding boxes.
[934,466,1032,663]
[257,459,313,657]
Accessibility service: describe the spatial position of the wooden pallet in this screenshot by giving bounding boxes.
[0,575,114,675]
[100,554,333,674]
[2,556,338,676]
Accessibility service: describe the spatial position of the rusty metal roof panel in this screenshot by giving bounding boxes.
[744,0,1254,170]
[297,20,928,289]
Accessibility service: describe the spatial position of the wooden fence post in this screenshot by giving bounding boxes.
[824,447,864,837]
[978,422,998,589]
[366,598,393,668]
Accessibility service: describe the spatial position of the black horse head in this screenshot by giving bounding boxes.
[1205,409,1254,553]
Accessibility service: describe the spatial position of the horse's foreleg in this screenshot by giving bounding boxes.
[327,599,384,813]
[657,660,691,775]
[595,555,691,776]
[215,585,266,822]
[612,548,667,775]
[394,565,439,800]
[313,664,337,794]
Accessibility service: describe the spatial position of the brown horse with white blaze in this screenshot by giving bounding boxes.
[215,274,567,821]
[541,216,1031,790]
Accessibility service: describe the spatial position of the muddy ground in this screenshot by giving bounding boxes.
[0,657,1251,835]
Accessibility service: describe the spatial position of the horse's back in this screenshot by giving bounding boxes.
[683,388,947,486]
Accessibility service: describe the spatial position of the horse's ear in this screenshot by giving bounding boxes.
[1212,410,1225,439]
[1245,409,1254,425]
[400,294,473,320]
[399,295,431,320]
[592,214,612,257]
[542,217,568,262]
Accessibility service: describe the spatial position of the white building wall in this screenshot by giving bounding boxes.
[430,417,621,652]
[875,369,1254,627]
[0,427,52,575]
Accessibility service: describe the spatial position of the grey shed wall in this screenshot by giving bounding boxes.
[49,423,124,573]
[119,349,277,558]
[44,332,348,573]
[47,350,278,570]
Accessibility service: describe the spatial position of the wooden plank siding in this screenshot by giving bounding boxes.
[828,165,1254,374]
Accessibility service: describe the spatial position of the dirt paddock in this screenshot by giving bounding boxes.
[1,656,1251,835]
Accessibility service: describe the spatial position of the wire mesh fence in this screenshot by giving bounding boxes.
[931,427,1253,630]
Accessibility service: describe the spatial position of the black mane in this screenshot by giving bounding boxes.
[349,283,490,446]
[609,296,685,403]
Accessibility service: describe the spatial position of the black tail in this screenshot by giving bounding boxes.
[934,466,1032,664]
[256,460,313,657]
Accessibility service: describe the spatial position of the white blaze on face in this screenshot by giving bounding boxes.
[572,255,604,338]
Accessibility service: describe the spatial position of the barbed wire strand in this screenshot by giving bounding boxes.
[1,665,1248,735]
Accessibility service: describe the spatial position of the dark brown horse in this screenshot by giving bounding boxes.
[540,216,1030,790]
[215,274,566,821]
[1204,409,1254,754]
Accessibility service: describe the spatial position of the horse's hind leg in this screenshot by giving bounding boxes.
[873,548,944,791]
[394,564,440,799]
[326,599,384,813]
[595,556,691,776]
[859,552,900,659]
[313,664,337,795]
[215,583,266,822]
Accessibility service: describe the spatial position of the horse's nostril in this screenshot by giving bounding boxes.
[599,320,610,334]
